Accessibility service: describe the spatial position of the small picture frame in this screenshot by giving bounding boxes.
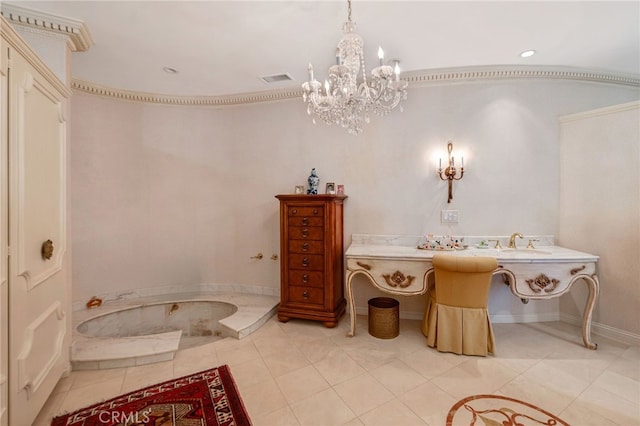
[294,185,305,194]
[337,184,344,195]
[325,182,336,194]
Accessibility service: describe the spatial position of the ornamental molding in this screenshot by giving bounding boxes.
[72,65,640,107]
[0,3,93,51]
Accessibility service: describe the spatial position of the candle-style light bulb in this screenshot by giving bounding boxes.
[335,48,341,65]
[324,79,330,94]
[378,46,384,66]
[439,158,442,170]
[308,63,314,81]
[461,156,464,168]
[394,62,400,82]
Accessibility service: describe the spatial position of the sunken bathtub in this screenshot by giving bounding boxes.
[71,291,278,370]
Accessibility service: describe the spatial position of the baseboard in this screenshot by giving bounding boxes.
[561,313,640,346]
[352,307,560,323]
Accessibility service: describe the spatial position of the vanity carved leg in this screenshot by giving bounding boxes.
[579,274,599,350]
[346,271,357,337]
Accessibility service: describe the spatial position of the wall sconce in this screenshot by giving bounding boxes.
[437,141,464,203]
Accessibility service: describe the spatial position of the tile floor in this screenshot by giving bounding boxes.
[36,316,640,425]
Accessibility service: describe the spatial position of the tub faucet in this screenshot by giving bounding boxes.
[169,303,179,316]
[509,232,523,249]
[86,296,102,309]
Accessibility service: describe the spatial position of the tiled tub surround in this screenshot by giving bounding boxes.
[346,234,599,349]
[71,290,279,370]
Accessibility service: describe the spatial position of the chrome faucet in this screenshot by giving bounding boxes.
[509,232,523,249]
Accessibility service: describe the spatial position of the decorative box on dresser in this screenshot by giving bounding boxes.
[275,194,347,327]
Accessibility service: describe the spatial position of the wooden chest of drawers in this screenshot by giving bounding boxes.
[275,194,347,327]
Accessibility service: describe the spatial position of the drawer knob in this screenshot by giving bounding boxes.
[302,228,309,238]
[302,242,309,251]
[302,290,309,298]
[302,217,309,225]
[302,258,309,267]
[291,209,298,215]
[313,209,319,215]
[302,274,309,282]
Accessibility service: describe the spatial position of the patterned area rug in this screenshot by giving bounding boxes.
[447,394,569,426]
[51,365,251,426]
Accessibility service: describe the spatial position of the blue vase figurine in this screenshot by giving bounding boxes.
[307,168,319,195]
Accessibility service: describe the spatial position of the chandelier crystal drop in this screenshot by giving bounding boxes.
[301,0,408,135]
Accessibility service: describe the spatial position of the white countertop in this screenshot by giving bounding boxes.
[346,234,598,264]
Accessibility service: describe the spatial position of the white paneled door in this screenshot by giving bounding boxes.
[4,29,70,425]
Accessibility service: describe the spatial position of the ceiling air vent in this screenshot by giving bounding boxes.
[260,73,293,84]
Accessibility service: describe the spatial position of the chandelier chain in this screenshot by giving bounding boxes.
[347,0,352,23]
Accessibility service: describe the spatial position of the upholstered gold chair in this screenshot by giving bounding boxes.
[421,254,498,356]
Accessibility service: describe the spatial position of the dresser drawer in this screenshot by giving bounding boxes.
[289,270,324,288]
[289,206,324,217]
[289,216,323,227]
[289,240,324,254]
[288,226,324,240]
[289,254,324,270]
[288,286,324,306]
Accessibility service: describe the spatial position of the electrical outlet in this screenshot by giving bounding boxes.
[441,209,459,223]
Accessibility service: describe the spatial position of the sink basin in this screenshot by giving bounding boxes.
[499,248,552,255]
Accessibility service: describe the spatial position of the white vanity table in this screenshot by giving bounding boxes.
[345,235,599,349]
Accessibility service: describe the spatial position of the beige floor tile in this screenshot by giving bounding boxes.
[298,336,342,363]
[369,359,428,396]
[66,366,127,390]
[229,357,273,389]
[32,389,67,426]
[521,358,591,399]
[216,338,262,366]
[358,398,426,425]
[575,384,640,425]
[399,349,457,379]
[121,360,174,393]
[275,365,331,403]
[560,399,618,426]
[254,334,295,358]
[241,377,290,419]
[496,375,574,415]
[252,405,301,426]
[262,344,310,377]
[290,388,357,426]
[333,372,394,415]
[592,369,640,404]
[399,381,457,426]
[430,361,516,400]
[314,348,366,386]
[58,376,125,413]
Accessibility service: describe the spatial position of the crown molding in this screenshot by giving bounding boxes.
[72,65,640,107]
[1,17,72,97]
[0,3,93,52]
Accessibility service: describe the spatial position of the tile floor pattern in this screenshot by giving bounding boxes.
[36,317,640,426]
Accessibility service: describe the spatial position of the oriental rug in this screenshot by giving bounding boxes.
[447,394,569,426]
[51,365,251,426]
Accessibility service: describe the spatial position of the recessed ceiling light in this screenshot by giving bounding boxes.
[163,67,179,74]
[519,50,536,58]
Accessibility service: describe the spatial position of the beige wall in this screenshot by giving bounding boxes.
[70,80,639,331]
[559,102,640,339]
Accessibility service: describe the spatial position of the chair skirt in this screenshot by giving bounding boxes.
[422,293,495,356]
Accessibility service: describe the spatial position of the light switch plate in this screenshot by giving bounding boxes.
[441,209,459,223]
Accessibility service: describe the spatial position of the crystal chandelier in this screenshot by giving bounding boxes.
[301,0,408,135]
